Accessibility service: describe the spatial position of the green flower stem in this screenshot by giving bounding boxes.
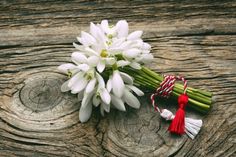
[172,86,211,105]
[133,76,210,113]
[187,86,212,97]
[121,66,212,114]
[141,67,212,99]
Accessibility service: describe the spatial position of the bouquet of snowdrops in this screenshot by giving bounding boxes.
[58,20,212,123]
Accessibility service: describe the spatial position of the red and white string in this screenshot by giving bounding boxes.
[150,75,203,139]
[150,75,187,113]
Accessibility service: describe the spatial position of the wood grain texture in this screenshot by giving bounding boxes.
[0,0,236,156]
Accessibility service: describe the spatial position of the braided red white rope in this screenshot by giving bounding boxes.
[150,75,187,113]
[150,75,202,139]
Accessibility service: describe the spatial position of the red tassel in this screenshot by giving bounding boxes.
[168,94,188,135]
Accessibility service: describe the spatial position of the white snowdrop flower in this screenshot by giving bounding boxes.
[106,70,144,111]
[123,88,141,109]
[80,90,95,122]
[58,20,152,123]
[79,100,92,123]
[111,94,126,111]
[116,20,129,38]
[58,63,76,74]
[77,31,96,47]
[58,52,98,94]
[75,44,116,73]
[68,72,88,94]
[100,20,117,36]
[126,85,144,96]
[90,22,106,43]
[72,20,153,72]
[58,58,98,122]
[87,72,112,117]
[85,78,97,94]
[120,72,133,85]
[96,72,111,105]
[127,31,143,40]
[109,82,144,110]
[112,70,125,98]
[79,72,112,122]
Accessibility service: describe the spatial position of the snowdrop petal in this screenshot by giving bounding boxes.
[111,38,125,47]
[142,42,151,50]
[108,48,123,55]
[100,88,111,105]
[76,37,83,45]
[117,60,130,67]
[120,72,133,84]
[96,25,105,42]
[111,94,126,111]
[68,72,83,88]
[71,90,77,94]
[126,85,144,96]
[78,91,84,102]
[130,62,141,69]
[79,102,92,123]
[142,54,154,64]
[105,58,116,65]
[97,60,106,73]
[134,56,142,63]
[116,20,129,38]
[101,20,117,35]
[88,56,99,67]
[61,79,70,92]
[71,52,87,64]
[58,63,76,73]
[69,69,80,77]
[123,89,140,109]
[119,40,133,50]
[77,64,90,72]
[73,42,86,51]
[81,31,96,46]
[90,22,98,38]
[85,47,99,56]
[131,39,143,48]
[81,91,94,108]
[90,22,105,42]
[93,95,101,107]
[106,77,112,92]
[123,48,141,58]
[101,20,109,33]
[142,50,150,54]
[102,102,110,113]
[112,70,125,98]
[127,31,143,40]
[85,78,97,94]
[71,76,88,93]
[96,72,105,88]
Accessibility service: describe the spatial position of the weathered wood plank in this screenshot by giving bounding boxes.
[0,1,236,157]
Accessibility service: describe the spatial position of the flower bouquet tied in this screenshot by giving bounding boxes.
[58,20,213,139]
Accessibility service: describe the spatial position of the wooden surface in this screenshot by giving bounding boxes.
[0,0,236,156]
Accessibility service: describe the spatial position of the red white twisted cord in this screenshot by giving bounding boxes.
[150,75,187,113]
[150,75,203,140]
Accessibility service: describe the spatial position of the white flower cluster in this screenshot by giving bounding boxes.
[58,20,153,122]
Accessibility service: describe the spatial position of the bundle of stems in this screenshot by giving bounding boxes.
[121,66,212,113]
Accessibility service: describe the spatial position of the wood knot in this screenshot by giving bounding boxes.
[106,99,187,156]
[20,76,63,112]
[4,72,81,131]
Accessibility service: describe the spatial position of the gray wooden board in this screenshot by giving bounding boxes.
[0,1,235,157]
